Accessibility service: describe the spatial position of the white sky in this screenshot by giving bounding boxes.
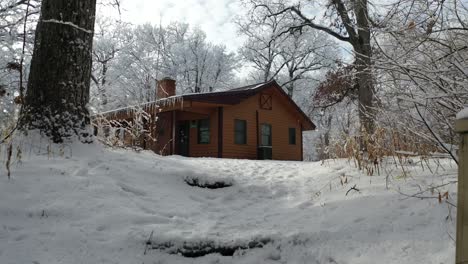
[99,0,245,52]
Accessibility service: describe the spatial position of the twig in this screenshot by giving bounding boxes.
[346,184,360,196]
[397,189,457,208]
[6,143,12,179]
[143,230,154,255]
[0,122,19,144]
[399,181,457,201]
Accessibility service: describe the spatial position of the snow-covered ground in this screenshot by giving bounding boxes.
[0,142,458,264]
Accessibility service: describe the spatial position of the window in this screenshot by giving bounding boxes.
[289,128,296,145]
[234,119,247,144]
[197,119,210,144]
[261,124,272,146]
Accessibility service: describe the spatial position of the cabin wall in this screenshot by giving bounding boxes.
[259,88,303,161]
[153,111,173,155]
[177,109,219,158]
[222,96,258,159]
[222,87,303,161]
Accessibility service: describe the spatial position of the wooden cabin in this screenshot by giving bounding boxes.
[96,77,315,161]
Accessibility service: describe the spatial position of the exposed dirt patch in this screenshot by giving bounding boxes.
[184,177,233,189]
[150,238,272,257]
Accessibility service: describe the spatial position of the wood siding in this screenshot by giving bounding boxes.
[177,108,219,158]
[222,87,303,160]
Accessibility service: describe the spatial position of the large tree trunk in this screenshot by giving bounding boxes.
[21,0,96,143]
[354,0,374,135]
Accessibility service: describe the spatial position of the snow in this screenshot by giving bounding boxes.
[0,142,458,263]
[41,19,93,34]
[96,96,183,117]
[456,107,468,120]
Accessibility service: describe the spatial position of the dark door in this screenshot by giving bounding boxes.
[258,123,272,159]
[177,121,190,156]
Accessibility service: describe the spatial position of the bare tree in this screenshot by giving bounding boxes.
[0,0,38,129]
[371,0,468,162]
[250,0,375,134]
[236,6,287,82]
[91,17,130,108]
[88,22,239,112]
[280,30,335,97]
[237,1,337,97]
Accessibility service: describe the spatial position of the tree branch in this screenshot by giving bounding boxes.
[263,5,351,42]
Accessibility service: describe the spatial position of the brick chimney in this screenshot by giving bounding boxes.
[157,77,176,99]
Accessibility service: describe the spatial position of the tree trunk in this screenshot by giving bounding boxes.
[354,0,374,135]
[287,69,294,97]
[354,49,374,134]
[21,0,96,143]
[100,61,108,106]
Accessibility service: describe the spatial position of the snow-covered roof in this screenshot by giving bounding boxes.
[95,79,315,130]
[97,96,184,116]
[96,80,275,117]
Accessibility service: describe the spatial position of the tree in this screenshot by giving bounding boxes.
[371,0,468,162]
[89,22,239,112]
[91,17,131,110]
[279,30,335,97]
[308,0,467,161]
[251,0,375,134]
[0,0,39,130]
[21,0,97,143]
[236,7,287,82]
[311,64,358,159]
[237,0,338,98]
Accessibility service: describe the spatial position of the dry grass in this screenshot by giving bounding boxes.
[91,108,158,152]
[328,126,444,176]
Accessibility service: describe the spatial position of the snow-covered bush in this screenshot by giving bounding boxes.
[91,107,156,150]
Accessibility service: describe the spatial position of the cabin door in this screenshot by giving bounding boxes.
[177,121,190,156]
[258,123,272,160]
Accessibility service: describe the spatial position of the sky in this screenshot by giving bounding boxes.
[99,0,245,52]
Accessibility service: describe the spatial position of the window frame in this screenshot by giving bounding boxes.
[197,118,210,144]
[234,119,247,145]
[288,127,296,145]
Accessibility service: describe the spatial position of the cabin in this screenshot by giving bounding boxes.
[96,78,315,161]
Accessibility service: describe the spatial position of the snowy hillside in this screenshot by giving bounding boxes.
[0,143,457,264]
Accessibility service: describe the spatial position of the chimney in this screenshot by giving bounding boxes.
[157,77,176,99]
